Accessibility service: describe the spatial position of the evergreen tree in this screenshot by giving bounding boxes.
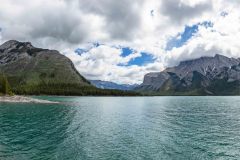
[0,73,13,95]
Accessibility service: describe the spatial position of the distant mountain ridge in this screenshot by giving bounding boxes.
[136,54,240,95]
[90,80,139,91]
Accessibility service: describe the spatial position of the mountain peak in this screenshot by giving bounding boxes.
[0,40,41,65]
[179,54,223,66]
[177,54,239,73]
[0,40,33,50]
[214,53,232,60]
[214,53,223,57]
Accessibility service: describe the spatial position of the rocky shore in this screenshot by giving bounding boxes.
[0,96,58,103]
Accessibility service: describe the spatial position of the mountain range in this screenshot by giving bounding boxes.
[90,80,139,90]
[0,40,239,96]
[136,54,240,95]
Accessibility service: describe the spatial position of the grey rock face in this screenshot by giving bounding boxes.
[138,72,170,91]
[136,54,240,95]
[166,54,240,78]
[0,40,46,65]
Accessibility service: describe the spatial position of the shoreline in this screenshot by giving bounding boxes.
[1,95,239,104]
[0,95,58,104]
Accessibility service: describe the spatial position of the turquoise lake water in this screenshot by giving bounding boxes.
[0,96,240,160]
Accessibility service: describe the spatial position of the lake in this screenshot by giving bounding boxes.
[0,96,240,160]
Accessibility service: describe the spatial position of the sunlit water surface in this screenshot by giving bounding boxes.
[0,96,240,160]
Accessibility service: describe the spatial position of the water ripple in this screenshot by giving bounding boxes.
[0,96,240,159]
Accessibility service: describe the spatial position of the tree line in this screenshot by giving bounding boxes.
[0,73,13,95]
[7,81,140,96]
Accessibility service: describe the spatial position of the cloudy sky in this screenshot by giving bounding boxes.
[0,0,240,84]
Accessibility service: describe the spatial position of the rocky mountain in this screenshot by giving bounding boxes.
[136,54,240,95]
[0,40,92,95]
[90,80,139,91]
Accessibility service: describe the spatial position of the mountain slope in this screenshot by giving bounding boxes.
[136,54,240,95]
[90,80,139,90]
[0,40,91,95]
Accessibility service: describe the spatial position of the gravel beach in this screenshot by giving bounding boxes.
[0,96,58,103]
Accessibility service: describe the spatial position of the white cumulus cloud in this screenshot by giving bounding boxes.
[0,0,240,84]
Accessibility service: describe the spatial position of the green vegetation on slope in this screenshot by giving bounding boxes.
[207,78,240,95]
[12,83,140,96]
[0,74,13,95]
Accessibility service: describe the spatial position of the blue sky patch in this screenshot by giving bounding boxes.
[166,24,198,50]
[119,52,155,66]
[75,48,88,55]
[75,42,102,55]
[121,47,134,57]
[166,21,213,51]
[92,42,101,47]
[128,52,155,66]
[202,21,213,28]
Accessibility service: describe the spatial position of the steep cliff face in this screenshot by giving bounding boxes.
[136,55,240,95]
[0,40,91,94]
